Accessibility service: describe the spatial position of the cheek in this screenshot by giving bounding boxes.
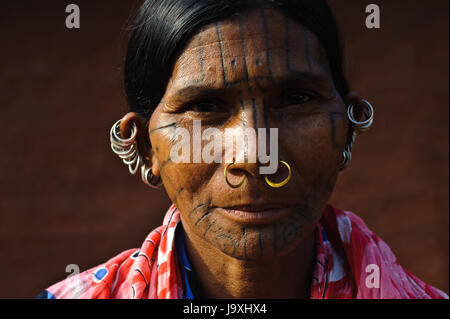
[150,131,219,218]
[281,112,347,173]
[275,112,346,207]
[161,163,216,198]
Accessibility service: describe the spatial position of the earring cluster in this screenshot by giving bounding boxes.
[340,99,374,170]
[110,120,161,188]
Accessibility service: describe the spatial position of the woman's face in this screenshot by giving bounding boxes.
[148,9,348,260]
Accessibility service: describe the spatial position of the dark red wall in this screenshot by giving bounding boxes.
[0,0,448,298]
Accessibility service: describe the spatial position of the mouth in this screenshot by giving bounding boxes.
[217,203,295,225]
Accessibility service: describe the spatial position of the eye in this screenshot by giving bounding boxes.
[285,92,313,105]
[181,100,229,122]
[189,102,219,113]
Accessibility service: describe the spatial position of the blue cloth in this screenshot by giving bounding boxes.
[175,224,194,299]
[35,290,55,299]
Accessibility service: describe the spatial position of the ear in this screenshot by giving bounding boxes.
[344,91,366,121]
[119,112,159,177]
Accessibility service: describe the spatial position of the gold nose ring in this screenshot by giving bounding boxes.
[264,161,292,188]
[224,162,247,189]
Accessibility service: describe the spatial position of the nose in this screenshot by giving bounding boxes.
[228,160,260,178]
[240,97,266,130]
[224,92,284,180]
[226,97,279,177]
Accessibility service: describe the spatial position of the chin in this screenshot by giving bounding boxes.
[200,209,318,261]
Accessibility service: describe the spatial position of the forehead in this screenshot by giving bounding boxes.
[170,8,330,91]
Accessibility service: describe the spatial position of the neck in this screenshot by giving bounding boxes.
[182,225,316,299]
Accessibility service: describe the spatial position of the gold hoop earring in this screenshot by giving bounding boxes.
[264,161,292,188]
[224,162,247,189]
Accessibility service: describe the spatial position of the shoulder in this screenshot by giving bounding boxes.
[40,205,181,299]
[323,204,448,299]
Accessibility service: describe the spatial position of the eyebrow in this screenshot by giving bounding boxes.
[171,71,332,100]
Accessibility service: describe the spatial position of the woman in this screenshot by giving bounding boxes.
[38,0,447,299]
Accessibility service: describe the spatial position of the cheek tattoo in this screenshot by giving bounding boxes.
[328,111,346,149]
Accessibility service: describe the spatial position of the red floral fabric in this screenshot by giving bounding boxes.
[45,204,448,299]
[311,205,447,298]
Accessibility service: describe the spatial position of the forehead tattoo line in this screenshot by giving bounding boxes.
[284,15,315,74]
[215,22,229,85]
[174,11,330,93]
[178,35,206,87]
[260,8,273,79]
[303,31,312,72]
[214,17,274,90]
[238,10,274,89]
[194,35,207,84]
[284,16,293,72]
[237,16,250,84]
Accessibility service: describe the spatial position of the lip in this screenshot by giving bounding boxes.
[217,204,295,225]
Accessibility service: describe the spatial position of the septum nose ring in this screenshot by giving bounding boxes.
[224,162,247,189]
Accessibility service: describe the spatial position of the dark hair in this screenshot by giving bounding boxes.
[124,0,349,120]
